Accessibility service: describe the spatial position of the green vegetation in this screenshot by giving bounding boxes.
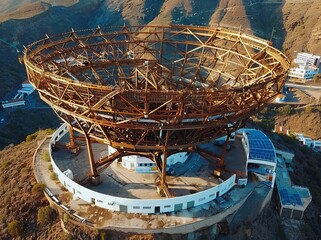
[0,159,10,171]
[278,105,293,117]
[300,223,315,238]
[37,206,55,227]
[32,182,46,194]
[42,150,51,162]
[50,172,57,180]
[7,220,24,238]
[26,132,39,142]
[0,176,5,184]
[63,212,70,223]
[60,232,73,240]
[256,118,275,132]
[277,133,299,146]
[0,108,59,150]
[26,128,55,142]
[20,167,28,174]
[254,107,277,132]
[48,163,53,171]
[100,231,107,240]
[304,105,313,114]
[276,224,288,240]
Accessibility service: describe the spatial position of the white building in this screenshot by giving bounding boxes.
[107,145,188,173]
[276,156,312,220]
[1,98,25,109]
[18,79,34,95]
[302,137,313,148]
[288,52,321,80]
[312,141,321,152]
[275,149,295,165]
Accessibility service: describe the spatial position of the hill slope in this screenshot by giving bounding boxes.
[0,131,97,239]
[0,0,320,99]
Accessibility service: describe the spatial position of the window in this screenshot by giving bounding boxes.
[133,206,140,209]
[164,205,171,208]
[143,206,151,209]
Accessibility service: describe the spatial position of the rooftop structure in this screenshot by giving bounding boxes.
[275,149,295,165]
[275,154,312,220]
[288,52,321,80]
[244,129,276,163]
[1,98,25,109]
[18,79,34,96]
[23,25,289,204]
[240,129,277,187]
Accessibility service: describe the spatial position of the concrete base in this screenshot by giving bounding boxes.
[157,186,165,197]
[91,175,101,185]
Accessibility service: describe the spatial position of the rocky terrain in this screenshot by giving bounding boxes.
[0,0,321,100]
[1,117,321,239]
[0,0,79,23]
[0,130,98,239]
[1,0,321,239]
[276,109,321,140]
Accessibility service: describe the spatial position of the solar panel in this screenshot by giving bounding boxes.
[294,193,303,206]
[246,130,276,162]
[279,188,305,206]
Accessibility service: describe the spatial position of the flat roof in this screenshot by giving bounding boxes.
[244,129,276,163]
[52,133,247,199]
[35,136,258,230]
[276,156,311,209]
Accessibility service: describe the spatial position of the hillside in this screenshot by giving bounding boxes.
[1,1,321,239]
[1,125,321,239]
[252,106,321,239]
[0,108,60,150]
[282,0,321,57]
[0,0,320,101]
[0,130,97,239]
[276,108,321,140]
[0,0,78,23]
[0,0,320,53]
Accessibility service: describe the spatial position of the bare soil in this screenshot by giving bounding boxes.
[276,110,321,140]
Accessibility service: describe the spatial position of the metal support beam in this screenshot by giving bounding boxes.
[84,134,98,179]
[23,25,290,197]
[67,124,76,149]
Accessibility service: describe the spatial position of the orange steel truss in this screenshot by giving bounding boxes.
[23,25,290,197]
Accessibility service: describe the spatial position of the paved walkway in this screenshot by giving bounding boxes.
[51,135,226,199]
[33,136,257,234]
[34,137,63,196]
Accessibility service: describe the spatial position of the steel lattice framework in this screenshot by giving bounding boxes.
[24,25,289,196]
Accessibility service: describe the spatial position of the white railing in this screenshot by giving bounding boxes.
[49,124,236,214]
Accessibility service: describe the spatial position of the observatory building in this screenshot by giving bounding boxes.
[47,125,278,214]
[25,25,290,234]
